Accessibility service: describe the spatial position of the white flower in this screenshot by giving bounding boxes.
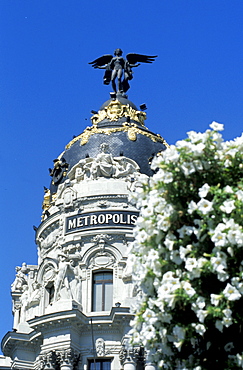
[194,296,206,309]
[140,323,156,342]
[231,277,243,294]
[192,323,206,336]
[181,281,196,297]
[163,171,174,183]
[211,252,227,274]
[222,308,233,327]
[191,143,205,156]
[236,189,243,201]
[224,185,234,194]
[181,162,195,176]
[220,199,236,214]
[209,121,224,131]
[223,283,241,301]
[177,225,194,239]
[188,200,197,214]
[187,130,207,144]
[198,183,210,198]
[211,223,228,247]
[159,145,180,164]
[196,309,208,323]
[210,294,222,306]
[164,233,176,251]
[136,229,148,243]
[193,159,203,170]
[179,244,192,260]
[185,257,198,272]
[142,308,158,325]
[197,198,214,215]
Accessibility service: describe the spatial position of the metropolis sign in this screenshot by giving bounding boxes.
[65,211,139,234]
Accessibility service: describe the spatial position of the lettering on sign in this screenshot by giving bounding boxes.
[65,211,139,234]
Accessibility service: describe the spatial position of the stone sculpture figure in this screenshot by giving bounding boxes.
[54,253,81,303]
[11,262,28,292]
[54,253,73,301]
[90,143,116,179]
[19,285,29,323]
[89,48,157,93]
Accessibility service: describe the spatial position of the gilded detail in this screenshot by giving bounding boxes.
[65,123,169,149]
[127,128,137,141]
[91,100,147,126]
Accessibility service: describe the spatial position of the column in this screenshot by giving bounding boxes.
[123,361,136,370]
[145,365,157,370]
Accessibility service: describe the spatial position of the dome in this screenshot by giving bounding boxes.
[48,94,168,194]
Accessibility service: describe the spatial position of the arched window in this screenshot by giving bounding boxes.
[92,271,113,311]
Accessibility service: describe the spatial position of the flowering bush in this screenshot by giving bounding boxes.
[129,122,243,369]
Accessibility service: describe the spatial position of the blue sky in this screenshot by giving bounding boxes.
[0,0,242,350]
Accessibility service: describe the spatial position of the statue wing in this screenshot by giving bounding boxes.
[89,54,113,68]
[126,53,157,64]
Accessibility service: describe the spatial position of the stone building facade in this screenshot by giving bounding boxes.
[1,93,168,370]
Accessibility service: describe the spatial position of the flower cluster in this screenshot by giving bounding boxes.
[128,122,243,369]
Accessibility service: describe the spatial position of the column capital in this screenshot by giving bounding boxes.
[57,348,81,369]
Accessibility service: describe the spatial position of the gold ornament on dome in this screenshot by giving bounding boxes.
[91,100,147,126]
[127,128,137,141]
[65,122,169,149]
[42,189,51,211]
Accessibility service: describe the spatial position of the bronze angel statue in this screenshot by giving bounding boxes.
[89,48,157,93]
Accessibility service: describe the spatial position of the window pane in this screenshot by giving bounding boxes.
[89,362,101,370]
[94,272,112,281]
[89,360,111,370]
[93,271,113,311]
[102,361,111,370]
[104,282,113,311]
[93,283,103,311]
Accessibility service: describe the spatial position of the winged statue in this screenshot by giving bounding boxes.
[89,48,157,93]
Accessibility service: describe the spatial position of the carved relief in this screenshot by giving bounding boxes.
[55,180,78,206]
[88,234,116,270]
[37,228,60,259]
[37,349,80,370]
[28,281,42,307]
[119,343,145,367]
[42,262,56,283]
[89,252,115,269]
[92,234,113,251]
[96,338,105,357]
[67,143,140,182]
